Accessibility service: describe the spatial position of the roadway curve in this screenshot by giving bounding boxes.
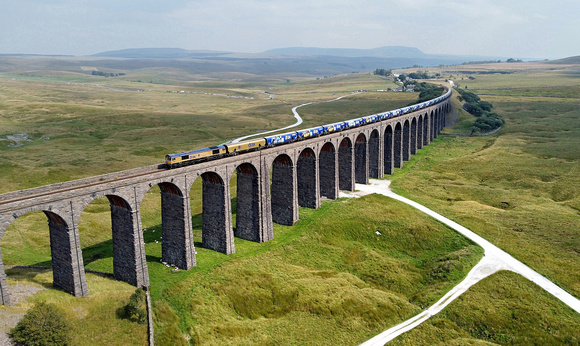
[340,180,580,345]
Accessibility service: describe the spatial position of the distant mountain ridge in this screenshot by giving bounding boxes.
[92,48,231,59]
[83,46,515,75]
[0,46,552,77]
[93,46,428,59]
[263,46,427,58]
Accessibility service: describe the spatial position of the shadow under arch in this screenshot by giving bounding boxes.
[423,112,430,146]
[271,154,297,226]
[232,162,262,242]
[394,122,403,168]
[369,129,380,179]
[403,119,411,161]
[355,133,368,184]
[195,171,234,255]
[411,117,418,155]
[319,142,337,200]
[339,137,354,191]
[297,147,319,209]
[384,124,394,175]
[417,115,424,150]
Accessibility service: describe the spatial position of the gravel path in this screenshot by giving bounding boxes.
[0,284,45,346]
[340,180,580,345]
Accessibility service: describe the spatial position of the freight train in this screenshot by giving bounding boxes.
[165,88,451,168]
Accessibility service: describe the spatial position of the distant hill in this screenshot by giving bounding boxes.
[92,48,231,59]
[263,46,427,58]
[547,56,580,64]
[88,46,508,74]
[93,46,428,59]
[0,46,512,78]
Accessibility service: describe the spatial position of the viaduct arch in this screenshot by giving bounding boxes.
[0,97,451,305]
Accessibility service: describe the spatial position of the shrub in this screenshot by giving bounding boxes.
[478,101,493,112]
[472,112,505,133]
[11,302,71,346]
[411,82,445,104]
[455,88,481,103]
[463,102,484,117]
[124,287,147,324]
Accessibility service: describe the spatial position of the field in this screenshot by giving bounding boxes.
[1,57,579,344]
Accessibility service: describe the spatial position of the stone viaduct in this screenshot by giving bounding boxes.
[0,97,450,305]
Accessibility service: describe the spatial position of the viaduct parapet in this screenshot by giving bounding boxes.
[0,98,450,305]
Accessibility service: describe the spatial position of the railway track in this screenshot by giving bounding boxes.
[0,163,166,209]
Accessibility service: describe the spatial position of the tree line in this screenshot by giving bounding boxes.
[411,82,445,104]
[455,88,505,133]
[91,71,126,77]
[373,68,392,76]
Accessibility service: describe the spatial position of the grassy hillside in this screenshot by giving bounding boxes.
[0,71,404,192]
[1,61,579,345]
[151,195,482,344]
[389,70,580,300]
[392,271,580,345]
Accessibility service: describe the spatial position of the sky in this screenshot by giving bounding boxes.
[0,0,578,59]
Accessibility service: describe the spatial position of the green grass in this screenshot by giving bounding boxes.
[3,269,148,345]
[149,195,482,344]
[392,271,580,345]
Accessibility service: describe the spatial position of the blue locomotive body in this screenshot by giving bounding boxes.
[264,131,298,146]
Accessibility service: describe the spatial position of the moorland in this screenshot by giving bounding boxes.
[0,54,578,345]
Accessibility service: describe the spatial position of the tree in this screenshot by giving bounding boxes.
[456,89,480,103]
[478,101,493,112]
[472,112,505,133]
[373,68,391,76]
[398,74,407,82]
[463,103,484,117]
[408,82,444,104]
[11,302,71,346]
[124,287,148,324]
[408,71,430,79]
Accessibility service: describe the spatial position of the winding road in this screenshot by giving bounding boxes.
[228,92,360,144]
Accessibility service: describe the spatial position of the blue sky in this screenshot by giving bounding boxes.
[0,0,578,59]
